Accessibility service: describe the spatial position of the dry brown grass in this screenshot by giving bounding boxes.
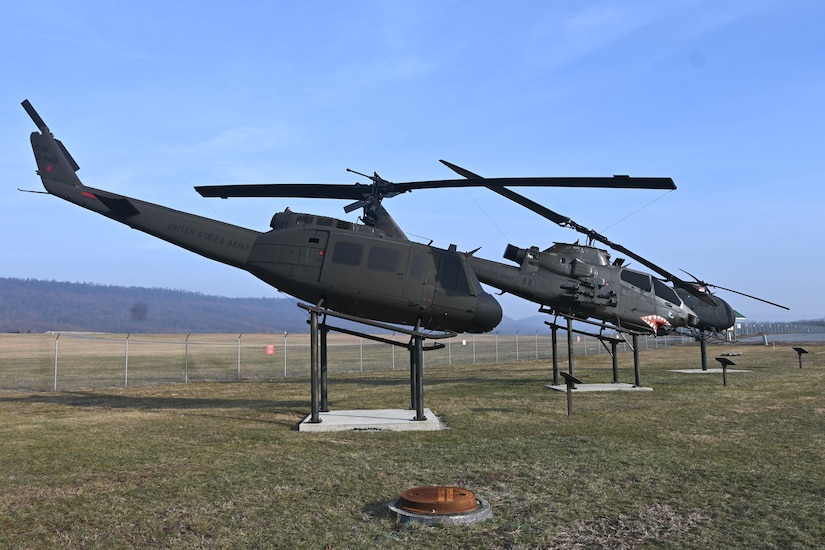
[1,337,823,548]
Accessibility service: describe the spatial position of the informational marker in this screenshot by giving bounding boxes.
[715,356,736,386]
[793,347,809,369]
[560,371,583,416]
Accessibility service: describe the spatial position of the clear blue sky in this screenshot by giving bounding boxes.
[3,1,822,323]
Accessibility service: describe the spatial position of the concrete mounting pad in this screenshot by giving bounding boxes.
[545,383,653,392]
[298,408,443,432]
[668,368,751,374]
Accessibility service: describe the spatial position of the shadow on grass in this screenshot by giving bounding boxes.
[362,499,397,521]
[0,391,307,414]
[327,374,547,388]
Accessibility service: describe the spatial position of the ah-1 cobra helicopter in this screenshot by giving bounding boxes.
[20,100,675,336]
[440,161,789,339]
[672,272,788,370]
[439,161,707,335]
[673,271,788,335]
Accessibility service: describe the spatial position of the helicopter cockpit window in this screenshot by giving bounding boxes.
[653,278,681,304]
[620,270,652,292]
[331,241,363,266]
[367,246,399,273]
[436,254,471,295]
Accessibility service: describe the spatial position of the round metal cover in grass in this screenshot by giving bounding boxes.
[388,485,492,525]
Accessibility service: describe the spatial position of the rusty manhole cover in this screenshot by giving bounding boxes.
[398,485,479,514]
[388,485,493,525]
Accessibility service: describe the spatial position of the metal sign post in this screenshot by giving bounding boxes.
[793,347,809,369]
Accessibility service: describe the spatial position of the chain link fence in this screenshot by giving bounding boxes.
[2,331,698,392]
[2,323,822,392]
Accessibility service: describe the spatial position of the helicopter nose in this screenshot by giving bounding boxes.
[473,292,503,333]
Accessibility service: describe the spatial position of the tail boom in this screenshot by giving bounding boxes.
[23,100,260,270]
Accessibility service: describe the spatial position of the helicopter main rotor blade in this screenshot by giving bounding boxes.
[393,175,676,192]
[195,167,675,200]
[195,183,370,200]
[708,285,789,310]
[440,160,715,305]
[678,270,789,310]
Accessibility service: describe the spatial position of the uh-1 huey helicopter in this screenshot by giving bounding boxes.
[20,100,676,337]
[439,160,789,340]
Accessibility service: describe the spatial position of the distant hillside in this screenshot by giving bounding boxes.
[0,278,308,334]
[0,277,550,334]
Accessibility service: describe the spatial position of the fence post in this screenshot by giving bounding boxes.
[125,333,130,386]
[283,332,288,377]
[237,334,243,380]
[185,333,190,383]
[53,332,60,391]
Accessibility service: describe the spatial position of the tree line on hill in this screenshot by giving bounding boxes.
[5,277,702,335]
[0,277,309,334]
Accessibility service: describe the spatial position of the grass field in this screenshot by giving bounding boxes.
[1,337,823,548]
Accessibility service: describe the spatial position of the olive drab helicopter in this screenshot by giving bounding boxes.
[20,100,676,336]
[672,272,789,369]
[439,160,789,339]
[673,270,788,335]
[439,160,707,335]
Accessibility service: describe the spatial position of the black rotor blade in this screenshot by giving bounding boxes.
[195,183,370,200]
[196,166,675,200]
[679,269,703,284]
[679,269,789,310]
[438,160,675,190]
[440,160,715,305]
[708,285,789,310]
[393,175,676,192]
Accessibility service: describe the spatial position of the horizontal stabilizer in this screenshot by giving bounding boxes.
[95,194,140,217]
